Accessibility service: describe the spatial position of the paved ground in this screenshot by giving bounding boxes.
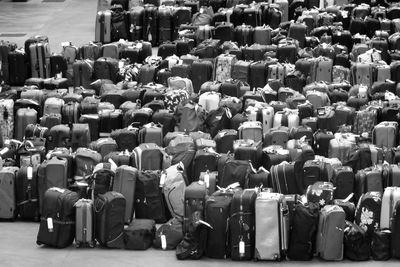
[1,0,400,266]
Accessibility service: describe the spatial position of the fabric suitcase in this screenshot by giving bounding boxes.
[230,189,257,261]
[8,50,28,86]
[75,199,95,248]
[183,181,207,234]
[135,170,167,223]
[124,219,156,250]
[316,205,346,261]
[233,139,262,169]
[189,60,213,93]
[270,161,297,194]
[162,163,187,219]
[94,191,126,248]
[16,166,39,220]
[113,165,138,224]
[36,188,79,248]
[153,217,183,250]
[0,167,18,220]
[355,191,382,235]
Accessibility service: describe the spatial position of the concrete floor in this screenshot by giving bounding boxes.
[1,0,400,266]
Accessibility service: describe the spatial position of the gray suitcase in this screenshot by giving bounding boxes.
[0,167,19,219]
[113,165,138,224]
[255,192,289,261]
[75,199,95,247]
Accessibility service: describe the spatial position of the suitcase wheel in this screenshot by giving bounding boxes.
[75,242,81,248]
[89,241,96,248]
[36,241,42,246]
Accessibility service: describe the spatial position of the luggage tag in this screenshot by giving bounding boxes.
[160,234,167,250]
[61,41,72,47]
[239,239,245,257]
[47,217,54,232]
[160,171,166,188]
[27,166,33,180]
[204,172,210,189]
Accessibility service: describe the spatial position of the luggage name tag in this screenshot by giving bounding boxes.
[160,234,167,250]
[61,41,72,47]
[47,217,54,232]
[239,240,245,256]
[204,173,210,189]
[56,72,63,79]
[118,61,124,69]
[27,166,33,180]
[160,172,166,188]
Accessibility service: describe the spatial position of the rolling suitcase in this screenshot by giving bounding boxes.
[0,167,19,220]
[380,187,400,229]
[37,157,69,214]
[270,161,298,194]
[75,199,95,248]
[94,191,126,248]
[16,166,39,221]
[95,10,112,44]
[230,189,257,261]
[72,59,94,88]
[8,50,28,86]
[183,181,207,234]
[143,5,159,46]
[15,108,38,141]
[255,192,289,261]
[316,205,346,261]
[36,188,79,248]
[0,99,14,140]
[113,165,138,224]
[29,42,51,78]
[135,170,167,223]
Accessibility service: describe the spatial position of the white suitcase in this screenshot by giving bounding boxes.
[380,187,400,229]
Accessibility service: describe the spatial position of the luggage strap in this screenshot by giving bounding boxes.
[17,198,38,206]
[40,217,75,225]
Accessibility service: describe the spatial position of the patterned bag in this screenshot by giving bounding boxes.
[0,99,14,140]
[164,89,189,112]
[355,191,382,234]
[215,53,237,83]
[353,108,377,135]
[332,65,350,83]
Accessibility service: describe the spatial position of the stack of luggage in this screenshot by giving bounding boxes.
[2,0,400,261]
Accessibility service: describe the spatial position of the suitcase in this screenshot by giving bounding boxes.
[373,121,398,149]
[16,166,39,220]
[94,191,126,248]
[110,127,139,151]
[29,42,51,78]
[380,187,400,229]
[75,199,95,248]
[331,166,354,200]
[230,189,257,260]
[72,59,94,88]
[249,61,267,89]
[135,170,167,223]
[153,217,183,250]
[15,108,38,141]
[192,148,219,183]
[43,97,64,116]
[270,161,298,194]
[255,192,289,261]
[143,5,159,46]
[316,205,346,261]
[37,157,69,214]
[62,102,81,124]
[36,187,79,248]
[219,158,250,188]
[354,167,384,203]
[124,219,156,250]
[74,148,102,180]
[132,143,165,171]
[99,109,123,136]
[233,139,262,169]
[113,165,138,224]
[49,54,68,78]
[204,189,234,258]
[355,191,382,235]
[0,99,14,140]
[0,167,19,220]
[138,123,163,146]
[95,10,112,43]
[287,201,319,260]
[89,138,118,159]
[8,50,28,86]
[183,181,207,234]
[70,123,91,151]
[79,42,101,60]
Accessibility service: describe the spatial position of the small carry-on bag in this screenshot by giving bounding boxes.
[36,187,79,248]
[124,219,156,250]
[255,192,289,261]
[75,199,95,248]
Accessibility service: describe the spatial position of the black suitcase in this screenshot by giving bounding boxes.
[79,114,100,141]
[247,167,270,189]
[234,24,254,46]
[135,170,168,223]
[233,139,263,169]
[270,161,298,194]
[392,201,400,259]
[8,50,28,86]
[157,42,177,59]
[205,190,234,258]
[99,110,123,136]
[151,110,176,136]
[262,146,290,170]
[70,123,91,151]
[36,188,79,248]
[249,61,267,89]
[49,54,68,78]
[94,191,126,248]
[124,219,156,250]
[16,166,39,221]
[143,5,158,46]
[214,22,234,42]
[192,148,219,183]
[219,158,250,188]
[190,60,213,94]
[158,7,173,44]
[229,189,257,261]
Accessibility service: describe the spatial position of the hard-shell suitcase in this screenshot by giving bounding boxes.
[270,161,298,194]
[316,205,346,261]
[95,10,112,44]
[15,108,38,141]
[0,167,19,220]
[380,187,400,229]
[72,59,94,88]
[75,199,95,248]
[113,165,138,224]
[29,42,51,78]
[36,188,79,248]
[255,192,289,261]
[94,191,126,248]
[230,189,257,261]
